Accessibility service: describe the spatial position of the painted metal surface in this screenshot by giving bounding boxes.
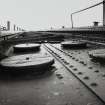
[44,43,105,103]
[0,44,104,105]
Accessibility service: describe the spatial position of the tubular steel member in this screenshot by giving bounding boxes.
[71,1,104,28]
[103,0,105,26]
[0,25,1,36]
[71,14,74,28]
[44,43,105,104]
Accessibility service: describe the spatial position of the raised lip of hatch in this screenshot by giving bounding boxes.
[89,49,105,60]
[61,40,87,48]
[14,43,40,48]
[13,43,41,53]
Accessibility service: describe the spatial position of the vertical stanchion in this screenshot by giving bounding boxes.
[103,0,105,26]
[0,25,1,36]
[71,14,73,28]
[71,1,103,27]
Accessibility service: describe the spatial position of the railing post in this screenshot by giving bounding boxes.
[103,0,105,26]
[71,1,103,28]
[0,25,1,36]
[71,14,73,28]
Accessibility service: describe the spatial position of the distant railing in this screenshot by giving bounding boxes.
[0,20,26,41]
[0,32,24,41]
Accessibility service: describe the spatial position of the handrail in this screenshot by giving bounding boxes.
[71,1,104,28]
[0,32,24,40]
[71,1,104,15]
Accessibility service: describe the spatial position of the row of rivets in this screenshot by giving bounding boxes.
[51,46,99,88]
[66,52,88,66]
[69,64,98,87]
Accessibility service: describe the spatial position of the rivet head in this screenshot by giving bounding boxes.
[83,63,87,66]
[80,61,85,64]
[69,55,72,57]
[73,68,78,71]
[56,74,63,79]
[78,72,83,75]
[90,83,98,87]
[72,57,75,60]
[94,70,99,73]
[83,76,89,80]
[102,74,105,77]
[75,59,79,61]
[26,57,29,60]
[69,65,74,68]
[88,67,93,69]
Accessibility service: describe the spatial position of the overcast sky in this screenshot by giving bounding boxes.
[0,0,103,31]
